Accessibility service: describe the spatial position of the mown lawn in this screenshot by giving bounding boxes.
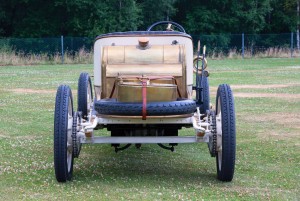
[0,58,299,200]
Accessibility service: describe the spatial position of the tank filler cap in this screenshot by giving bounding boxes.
[138,37,149,49]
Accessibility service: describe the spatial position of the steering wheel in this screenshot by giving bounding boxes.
[146,21,186,33]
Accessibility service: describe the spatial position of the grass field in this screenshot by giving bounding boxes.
[0,58,299,200]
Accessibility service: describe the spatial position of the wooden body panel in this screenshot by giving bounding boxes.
[117,84,177,102]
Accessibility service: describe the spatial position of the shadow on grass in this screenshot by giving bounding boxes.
[71,144,220,187]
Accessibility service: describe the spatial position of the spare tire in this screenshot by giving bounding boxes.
[95,99,196,116]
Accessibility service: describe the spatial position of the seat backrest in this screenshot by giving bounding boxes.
[101,44,187,98]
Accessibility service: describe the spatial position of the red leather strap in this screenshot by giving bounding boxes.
[142,80,147,120]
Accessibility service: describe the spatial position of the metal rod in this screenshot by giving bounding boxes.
[291,32,294,58]
[61,35,64,64]
[200,45,206,104]
[196,40,201,104]
[242,33,245,59]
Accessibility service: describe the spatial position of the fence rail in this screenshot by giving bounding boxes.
[0,33,299,64]
[190,32,299,58]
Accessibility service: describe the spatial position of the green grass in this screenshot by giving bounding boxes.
[0,58,300,200]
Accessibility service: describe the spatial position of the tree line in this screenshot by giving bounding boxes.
[0,0,299,37]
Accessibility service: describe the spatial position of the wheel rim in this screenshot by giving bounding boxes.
[216,97,223,171]
[67,97,73,172]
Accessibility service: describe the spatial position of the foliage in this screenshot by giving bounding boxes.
[59,0,142,37]
[0,0,299,37]
[176,0,272,34]
[137,0,178,30]
[264,0,299,33]
[0,0,142,37]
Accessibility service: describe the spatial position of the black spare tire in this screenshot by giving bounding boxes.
[95,99,196,116]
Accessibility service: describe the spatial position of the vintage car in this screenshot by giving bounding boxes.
[53,21,236,182]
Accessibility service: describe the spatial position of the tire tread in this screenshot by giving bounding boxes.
[78,72,93,119]
[216,84,236,182]
[54,85,73,182]
[94,99,196,116]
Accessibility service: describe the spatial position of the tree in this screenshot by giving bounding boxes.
[0,0,142,37]
[0,0,56,37]
[137,0,177,30]
[236,0,272,34]
[176,0,272,34]
[285,0,300,50]
[55,0,142,37]
[0,0,298,37]
[88,0,141,36]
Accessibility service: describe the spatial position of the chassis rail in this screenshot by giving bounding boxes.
[82,136,204,144]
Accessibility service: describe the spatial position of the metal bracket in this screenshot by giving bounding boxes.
[157,143,177,152]
[112,144,132,153]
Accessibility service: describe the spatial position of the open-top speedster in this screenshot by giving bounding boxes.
[54,21,236,182]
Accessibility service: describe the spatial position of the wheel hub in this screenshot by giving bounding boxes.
[208,110,217,157]
[72,112,82,158]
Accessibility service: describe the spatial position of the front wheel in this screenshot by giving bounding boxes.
[215,84,236,182]
[54,85,74,182]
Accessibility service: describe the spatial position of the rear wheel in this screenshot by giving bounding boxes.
[54,85,74,182]
[200,76,210,114]
[78,72,93,119]
[72,112,82,158]
[215,84,236,182]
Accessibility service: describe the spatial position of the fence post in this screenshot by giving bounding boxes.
[61,35,64,64]
[242,33,245,59]
[291,32,294,58]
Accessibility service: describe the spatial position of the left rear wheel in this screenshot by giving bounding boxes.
[54,85,74,182]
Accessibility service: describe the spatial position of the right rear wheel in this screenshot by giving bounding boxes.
[200,76,210,114]
[215,84,236,182]
[78,72,93,119]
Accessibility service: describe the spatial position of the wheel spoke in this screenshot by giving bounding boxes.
[67,98,73,173]
[216,110,222,171]
[87,84,91,113]
[218,152,222,170]
[66,147,72,172]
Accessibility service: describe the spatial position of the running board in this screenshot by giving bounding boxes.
[82,136,204,144]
